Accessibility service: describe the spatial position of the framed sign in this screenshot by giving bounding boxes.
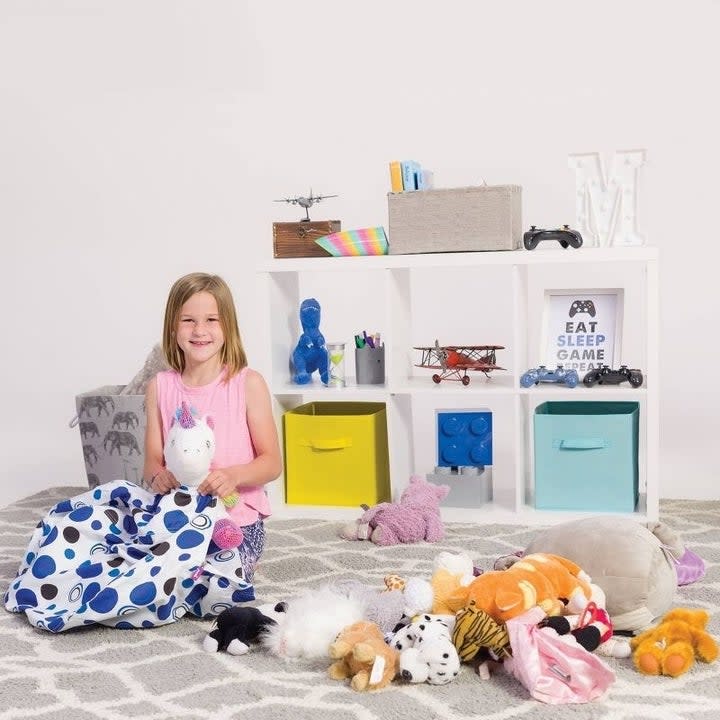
[541,289,624,372]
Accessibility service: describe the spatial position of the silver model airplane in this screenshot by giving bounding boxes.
[274,190,338,222]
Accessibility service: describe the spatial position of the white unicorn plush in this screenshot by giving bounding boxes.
[164,401,244,550]
[164,402,216,486]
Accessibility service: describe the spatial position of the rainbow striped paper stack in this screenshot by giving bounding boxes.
[314,227,388,257]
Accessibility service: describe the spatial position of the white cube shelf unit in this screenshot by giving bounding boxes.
[256,247,659,524]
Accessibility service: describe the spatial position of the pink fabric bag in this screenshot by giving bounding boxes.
[504,607,615,704]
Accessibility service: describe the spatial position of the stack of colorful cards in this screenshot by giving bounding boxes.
[314,227,388,256]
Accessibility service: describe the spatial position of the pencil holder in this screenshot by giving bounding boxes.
[355,345,385,385]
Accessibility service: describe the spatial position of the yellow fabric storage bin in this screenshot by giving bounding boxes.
[283,402,391,506]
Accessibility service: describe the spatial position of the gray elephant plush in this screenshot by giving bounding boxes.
[523,517,684,633]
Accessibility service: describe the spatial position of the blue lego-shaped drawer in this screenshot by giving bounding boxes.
[534,401,639,513]
[437,410,493,467]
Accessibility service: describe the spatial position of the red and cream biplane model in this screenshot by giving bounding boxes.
[414,340,505,385]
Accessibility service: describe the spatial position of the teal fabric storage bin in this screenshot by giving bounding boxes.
[534,401,639,512]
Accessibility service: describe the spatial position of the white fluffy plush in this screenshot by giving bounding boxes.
[261,586,366,660]
[402,577,435,617]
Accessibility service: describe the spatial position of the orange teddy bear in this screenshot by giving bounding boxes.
[328,621,400,691]
[446,552,593,624]
[631,608,718,677]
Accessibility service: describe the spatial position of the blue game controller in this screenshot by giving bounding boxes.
[520,365,579,389]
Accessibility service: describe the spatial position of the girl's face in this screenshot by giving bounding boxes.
[175,291,224,367]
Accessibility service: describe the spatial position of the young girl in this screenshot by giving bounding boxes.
[5,273,281,633]
[144,272,282,584]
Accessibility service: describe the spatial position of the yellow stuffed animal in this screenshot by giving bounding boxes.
[630,608,718,677]
[328,621,400,691]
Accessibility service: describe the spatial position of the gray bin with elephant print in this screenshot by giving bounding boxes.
[73,385,146,488]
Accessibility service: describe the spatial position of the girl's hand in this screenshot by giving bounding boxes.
[151,469,179,494]
[197,470,237,500]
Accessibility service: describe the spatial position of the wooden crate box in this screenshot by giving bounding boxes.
[272,220,341,258]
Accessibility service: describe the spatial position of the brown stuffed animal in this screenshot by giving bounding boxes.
[328,621,400,691]
[630,607,719,677]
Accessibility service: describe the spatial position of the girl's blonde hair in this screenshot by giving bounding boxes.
[162,272,247,378]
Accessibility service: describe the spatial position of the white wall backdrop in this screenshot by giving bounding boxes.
[1,0,717,507]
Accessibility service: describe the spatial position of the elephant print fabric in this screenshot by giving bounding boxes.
[4,480,255,632]
[74,387,146,488]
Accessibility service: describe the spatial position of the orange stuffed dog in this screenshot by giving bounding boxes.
[446,553,593,624]
[512,553,593,614]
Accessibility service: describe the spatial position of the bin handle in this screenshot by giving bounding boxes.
[69,415,79,428]
[301,437,352,451]
[553,438,609,450]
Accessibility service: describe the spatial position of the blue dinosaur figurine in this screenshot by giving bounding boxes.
[292,298,329,385]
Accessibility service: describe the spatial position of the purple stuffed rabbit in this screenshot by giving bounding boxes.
[340,476,450,546]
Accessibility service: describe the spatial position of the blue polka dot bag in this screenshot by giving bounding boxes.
[3,480,256,632]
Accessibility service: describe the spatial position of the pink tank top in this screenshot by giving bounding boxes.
[155,367,271,525]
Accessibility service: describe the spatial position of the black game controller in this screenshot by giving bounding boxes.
[583,365,643,388]
[569,300,596,318]
[523,225,583,251]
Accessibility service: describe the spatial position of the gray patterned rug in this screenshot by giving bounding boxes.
[2,487,719,720]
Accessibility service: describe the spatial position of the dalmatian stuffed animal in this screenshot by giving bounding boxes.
[390,614,461,685]
[399,637,460,685]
